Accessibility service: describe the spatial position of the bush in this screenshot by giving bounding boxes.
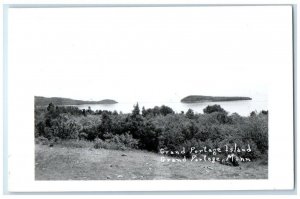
[94,138,110,149]
[35,136,49,145]
[217,138,262,160]
[93,138,127,150]
[241,114,268,154]
[77,115,101,140]
[203,105,227,114]
[35,103,268,162]
[94,133,139,150]
[58,139,94,148]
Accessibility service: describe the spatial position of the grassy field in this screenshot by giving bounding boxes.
[35,143,268,180]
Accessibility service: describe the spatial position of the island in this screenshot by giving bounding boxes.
[181,95,252,103]
[35,96,118,106]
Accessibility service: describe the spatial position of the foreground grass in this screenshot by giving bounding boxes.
[35,143,268,180]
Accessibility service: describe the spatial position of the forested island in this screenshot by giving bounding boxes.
[181,95,252,103]
[35,96,118,106]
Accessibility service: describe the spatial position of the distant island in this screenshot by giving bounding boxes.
[35,96,118,106]
[181,95,252,103]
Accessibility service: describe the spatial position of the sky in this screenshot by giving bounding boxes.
[8,6,292,103]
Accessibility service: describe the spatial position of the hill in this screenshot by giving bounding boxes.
[35,142,267,180]
[35,96,118,106]
[181,95,252,103]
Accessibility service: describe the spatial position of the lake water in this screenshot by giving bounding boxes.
[75,99,267,116]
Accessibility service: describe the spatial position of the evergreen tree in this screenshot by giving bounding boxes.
[132,103,140,117]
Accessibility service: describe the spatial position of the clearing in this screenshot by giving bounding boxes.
[35,144,268,180]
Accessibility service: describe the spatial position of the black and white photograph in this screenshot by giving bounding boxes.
[5,3,295,192]
[32,6,270,181]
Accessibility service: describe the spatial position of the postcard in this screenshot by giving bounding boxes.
[5,4,294,192]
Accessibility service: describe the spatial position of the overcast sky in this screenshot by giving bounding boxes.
[8,6,292,103]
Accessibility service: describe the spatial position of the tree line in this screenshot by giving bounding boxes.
[35,103,268,160]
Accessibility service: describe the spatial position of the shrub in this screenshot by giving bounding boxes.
[241,114,268,154]
[77,115,101,140]
[217,138,261,160]
[94,133,139,150]
[94,138,109,149]
[34,103,268,162]
[203,105,227,114]
[185,109,195,119]
[93,138,126,150]
[58,139,94,148]
[35,136,49,145]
